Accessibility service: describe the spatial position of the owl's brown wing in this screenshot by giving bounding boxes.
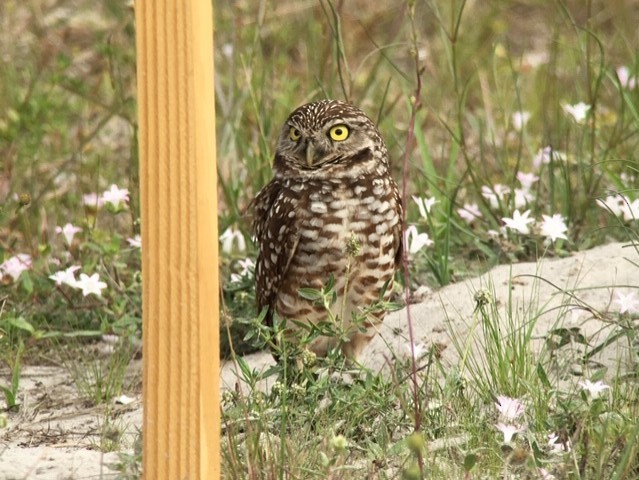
[251,177,300,327]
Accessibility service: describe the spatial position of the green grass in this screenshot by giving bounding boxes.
[1,0,639,478]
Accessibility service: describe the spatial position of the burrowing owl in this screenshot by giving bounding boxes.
[252,100,403,360]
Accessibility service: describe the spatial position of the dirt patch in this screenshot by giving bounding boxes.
[1,362,142,479]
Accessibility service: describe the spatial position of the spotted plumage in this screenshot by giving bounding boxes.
[251,100,403,360]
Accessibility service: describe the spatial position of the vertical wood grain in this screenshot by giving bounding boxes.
[135,1,219,478]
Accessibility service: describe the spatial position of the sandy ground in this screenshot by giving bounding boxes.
[1,242,636,478]
[0,361,142,479]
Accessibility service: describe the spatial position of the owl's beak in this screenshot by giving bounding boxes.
[305,143,316,167]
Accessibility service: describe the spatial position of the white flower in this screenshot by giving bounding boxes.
[596,194,626,217]
[49,265,81,287]
[115,394,135,405]
[617,66,637,89]
[481,184,510,209]
[495,395,525,420]
[516,172,539,191]
[621,198,639,222]
[404,225,434,254]
[538,468,557,480]
[620,172,636,186]
[547,432,571,453]
[502,209,534,234]
[457,203,482,224]
[495,423,524,443]
[404,341,427,360]
[0,254,32,282]
[613,290,639,314]
[127,235,142,248]
[75,273,107,297]
[540,214,568,242]
[221,43,234,58]
[231,258,255,283]
[533,146,566,170]
[237,258,255,276]
[219,227,246,253]
[562,102,591,123]
[412,196,439,219]
[101,184,130,209]
[82,192,105,209]
[511,111,531,131]
[578,379,611,398]
[55,223,82,245]
[514,188,535,209]
[522,51,549,69]
[102,334,119,345]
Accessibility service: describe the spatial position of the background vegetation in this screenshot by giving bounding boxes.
[0,0,638,478]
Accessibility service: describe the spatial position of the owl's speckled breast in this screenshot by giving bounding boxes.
[274,169,401,356]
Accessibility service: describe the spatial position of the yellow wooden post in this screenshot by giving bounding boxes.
[135,1,219,478]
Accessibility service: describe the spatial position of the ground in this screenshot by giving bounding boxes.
[1,242,634,478]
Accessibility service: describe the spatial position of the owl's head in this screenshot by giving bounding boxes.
[274,100,387,172]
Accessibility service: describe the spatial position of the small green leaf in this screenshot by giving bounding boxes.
[325,274,335,292]
[20,273,34,294]
[7,317,34,334]
[298,288,322,301]
[536,363,551,389]
[0,385,17,409]
[236,357,254,383]
[463,452,478,471]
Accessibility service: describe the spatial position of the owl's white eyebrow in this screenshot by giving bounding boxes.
[324,119,349,127]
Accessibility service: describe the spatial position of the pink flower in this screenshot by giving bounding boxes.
[511,111,531,131]
[495,395,525,420]
[533,146,566,170]
[495,423,524,443]
[617,66,637,89]
[127,235,142,248]
[82,192,105,209]
[516,172,539,191]
[55,223,82,245]
[514,188,535,209]
[0,254,32,282]
[457,203,482,225]
[481,185,510,209]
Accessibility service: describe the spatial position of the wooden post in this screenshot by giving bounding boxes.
[136,1,219,478]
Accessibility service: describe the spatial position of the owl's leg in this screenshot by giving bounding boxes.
[340,322,380,360]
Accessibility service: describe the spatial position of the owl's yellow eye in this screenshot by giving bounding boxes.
[328,124,350,141]
[289,127,302,141]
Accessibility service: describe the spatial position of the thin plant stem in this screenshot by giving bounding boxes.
[402,1,424,472]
